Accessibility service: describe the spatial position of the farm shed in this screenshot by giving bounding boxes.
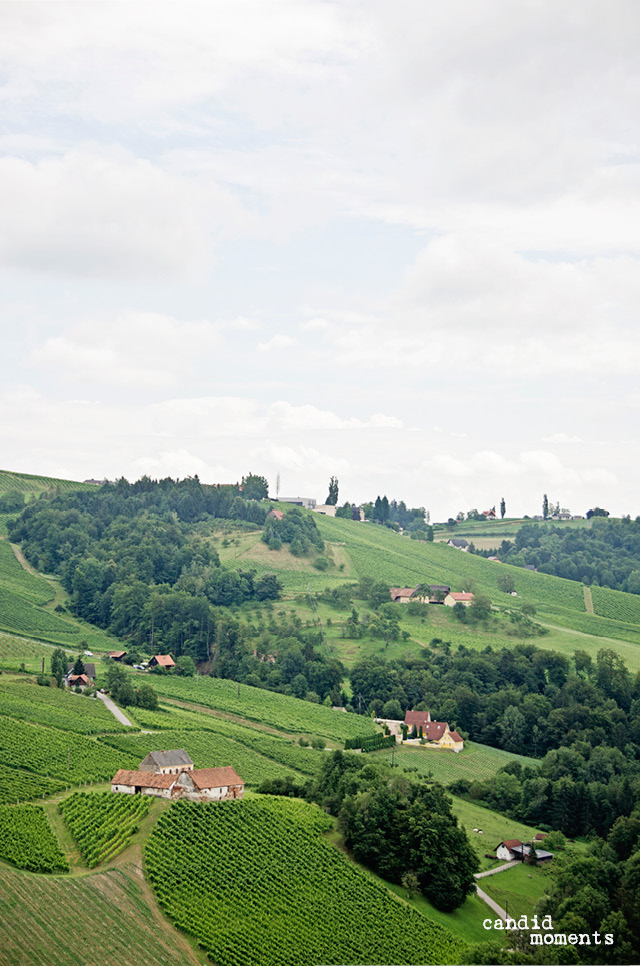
[111,770,175,798]
[443,592,474,607]
[447,539,469,550]
[390,587,417,603]
[149,654,176,669]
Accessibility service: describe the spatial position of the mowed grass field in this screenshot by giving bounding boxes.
[0,862,204,966]
[479,861,557,920]
[372,740,537,785]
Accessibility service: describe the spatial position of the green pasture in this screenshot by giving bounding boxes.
[479,861,556,920]
[448,796,542,871]
[372,740,537,785]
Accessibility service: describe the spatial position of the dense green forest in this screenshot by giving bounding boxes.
[8,477,318,665]
[349,644,640,834]
[477,518,640,593]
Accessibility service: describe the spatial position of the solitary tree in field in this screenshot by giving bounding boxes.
[402,871,420,899]
[500,497,506,519]
[542,494,549,520]
[326,476,339,505]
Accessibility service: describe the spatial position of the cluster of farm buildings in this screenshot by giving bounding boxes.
[111,749,244,802]
[389,584,475,607]
[379,710,464,752]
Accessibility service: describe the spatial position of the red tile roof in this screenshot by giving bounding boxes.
[111,769,175,789]
[68,674,90,686]
[497,839,522,850]
[448,592,474,602]
[268,509,284,520]
[534,832,548,840]
[424,721,448,741]
[448,731,463,742]
[151,654,175,667]
[404,710,431,728]
[189,767,244,789]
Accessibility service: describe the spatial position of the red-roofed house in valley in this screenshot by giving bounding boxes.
[443,591,475,607]
[149,654,175,669]
[108,650,127,661]
[267,509,284,521]
[403,710,464,752]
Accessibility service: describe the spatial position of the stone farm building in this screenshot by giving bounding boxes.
[112,762,244,802]
[403,711,464,751]
[139,749,194,775]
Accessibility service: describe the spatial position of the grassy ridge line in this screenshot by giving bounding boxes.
[0,469,94,495]
[149,673,379,742]
[313,515,587,609]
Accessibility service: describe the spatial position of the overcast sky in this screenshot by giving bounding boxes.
[1,1,639,519]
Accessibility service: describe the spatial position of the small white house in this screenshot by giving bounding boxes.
[496,839,522,861]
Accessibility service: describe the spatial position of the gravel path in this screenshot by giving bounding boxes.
[97,691,133,727]
[475,885,508,922]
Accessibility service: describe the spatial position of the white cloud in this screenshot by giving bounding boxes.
[543,432,583,444]
[258,334,297,352]
[31,312,220,387]
[267,401,403,432]
[0,147,248,279]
